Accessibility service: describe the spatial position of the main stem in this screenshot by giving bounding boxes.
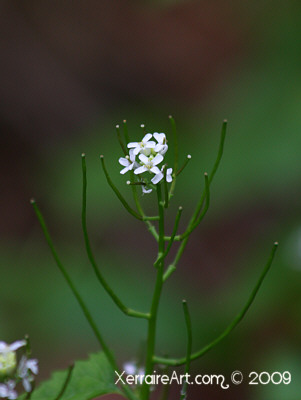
[141,185,165,400]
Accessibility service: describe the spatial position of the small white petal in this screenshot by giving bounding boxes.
[119,157,130,167]
[151,172,164,184]
[8,390,18,400]
[158,144,168,155]
[26,359,38,375]
[152,154,163,165]
[138,154,149,164]
[153,133,165,144]
[129,149,136,161]
[166,174,173,183]
[133,147,141,156]
[23,378,31,393]
[150,166,160,175]
[0,342,8,352]
[9,340,26,352]
[154,143,164,152]
[144,141,156,148]
[134,166,148,175]
[142,186,152,194]
[142,133,152,143]
[120,166,130,174]
[127,142,138,148]
[0,384,8,396]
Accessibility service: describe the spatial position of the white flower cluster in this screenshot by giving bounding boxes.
[0,340,38,399]
[119,132,172,194]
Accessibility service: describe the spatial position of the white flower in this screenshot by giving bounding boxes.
[0,341,26,376]
[153,132,168,155]
[151,171,163,185]
[17,356,38,393]
[127,134,156,156]
[151,167,173,185]
[119,149,138,174]
[142,185,152,194]
[0,381,17,399]
[165,167,173,183]
[134,154,163,175]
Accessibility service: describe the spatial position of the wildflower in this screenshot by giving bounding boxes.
[119,149,137,174]
[142,185,152,194]
[153,132,168,155]
[17,356,38,393]
[127,134,156,156]
[165,167,173,183]
[134,154,163,176]
[0,341,26,376]
[150,167,173,185]
[0,381,17,399]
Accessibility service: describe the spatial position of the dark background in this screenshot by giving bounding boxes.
[1,1,301,399]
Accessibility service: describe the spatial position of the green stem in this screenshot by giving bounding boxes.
[180,300,192,400]
[155,242,278,366]
[159,366,171,400]
[82,155,149,319]
[141,185,165,400]
[154,206,183,268]
[116,124,127,156]
[100,155,143,220]
[123,119,130,144]
[128,171,159,241]
[180,173,209,240]
[30,199,137,400]
[175,154,192,177]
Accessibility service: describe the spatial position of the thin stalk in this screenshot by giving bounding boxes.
[180,173,209,240]
[159,366,171,400]
[55,364,74,400]
[100,155,143,220]
[154,206,183,268]
[123,119,130,144]
[155,242,279,366]
[176,154,192,177]
[82,155,149,319]
[128,171,159,241]
[141,185,165,400]
[116,124,127,156]
[163,120,227,280]
[140,124,146,136]
[163,166,169,208]
[30,199,137,400]
[169,115,179,197]
[144,216,160,221]
[180,300,192,400]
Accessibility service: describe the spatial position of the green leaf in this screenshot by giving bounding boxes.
[19,352,122,400]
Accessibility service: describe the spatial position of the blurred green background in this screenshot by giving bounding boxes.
[1,1,300,399]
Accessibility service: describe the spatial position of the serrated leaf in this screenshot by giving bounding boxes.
[18,352,122,400]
